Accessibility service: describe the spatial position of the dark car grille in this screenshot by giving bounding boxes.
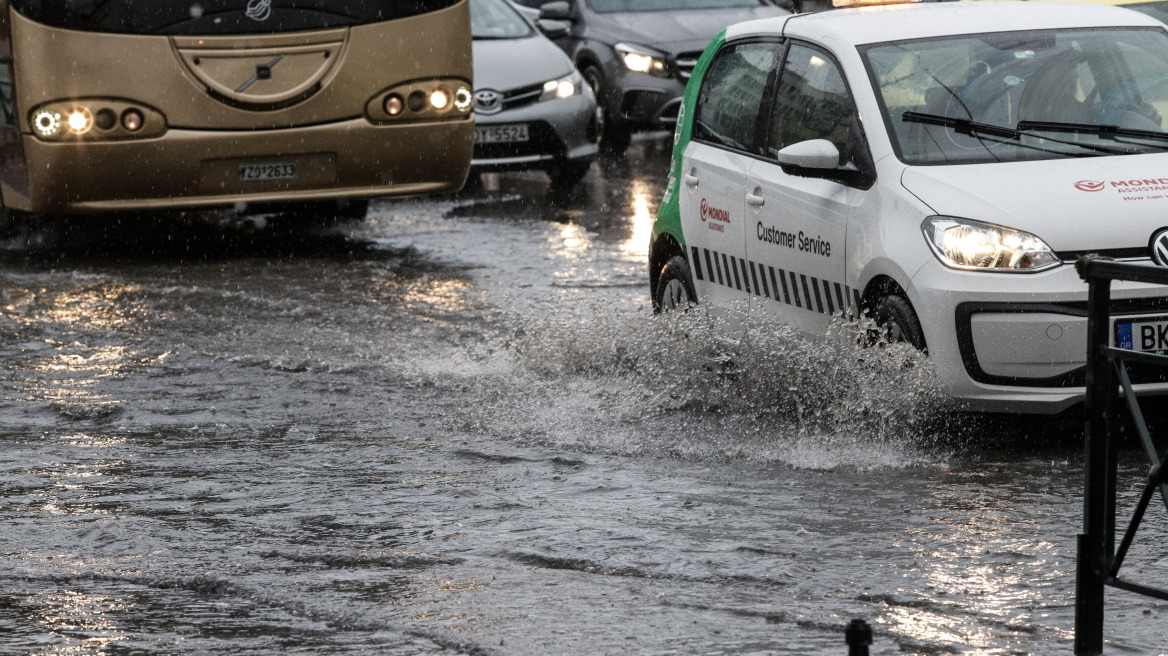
[473,120,564,160]
[675,51,702,80]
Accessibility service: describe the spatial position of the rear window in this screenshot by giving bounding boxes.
[10,0,463,35]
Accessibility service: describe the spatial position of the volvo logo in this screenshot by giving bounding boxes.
[1152,228,1168,267]
[245,0,272,21]
[474,89,502,114]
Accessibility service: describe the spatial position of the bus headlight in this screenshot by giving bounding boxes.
[30,100,165,141]
[540,72,583,102]
[33,110,62,137]
[367,79,473,122]
[455,87,472,111]
[922,217,1060,272]
[67,107,94,134]
[430,87,451,110]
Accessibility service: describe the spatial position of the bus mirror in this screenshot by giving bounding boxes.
[539,2,571,21]
[537,19,569,39]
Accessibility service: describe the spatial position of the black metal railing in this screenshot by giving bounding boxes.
[1075,255,1168,655]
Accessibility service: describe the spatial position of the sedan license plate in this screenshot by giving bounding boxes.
[238,161,298,182]
[475,124,529,144]
[1116,315,1168,355]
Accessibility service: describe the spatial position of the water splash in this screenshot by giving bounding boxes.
[452,304,958,470]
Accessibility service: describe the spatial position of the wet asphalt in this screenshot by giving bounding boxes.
[3,136,1168,655]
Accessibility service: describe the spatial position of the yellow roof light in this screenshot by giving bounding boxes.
[832,0,920,7]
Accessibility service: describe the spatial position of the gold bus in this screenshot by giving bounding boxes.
[0,0,474,221]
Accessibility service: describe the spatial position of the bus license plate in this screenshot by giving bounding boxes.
[238,161,299,182]
[475,124,529,144]
[1116,315,1168,355]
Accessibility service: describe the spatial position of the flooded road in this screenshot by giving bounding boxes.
[3,137,1168,655]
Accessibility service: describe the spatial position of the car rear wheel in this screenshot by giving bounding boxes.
[582,65,631,155]
[871,294,927,351]
[654,254,697,313]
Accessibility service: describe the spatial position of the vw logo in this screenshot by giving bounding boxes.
[1152,228,1168,267]
[245,0,272,21]
[474,89,502,115]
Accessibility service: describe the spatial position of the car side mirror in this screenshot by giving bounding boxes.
[537,18,570,39]
[775,139,840,169]
[540,1,572,21]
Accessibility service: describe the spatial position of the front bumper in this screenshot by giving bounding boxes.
[911,259,1168,413]
[471,93,598,171]
[605,65,686,130]
[15,117,474,213]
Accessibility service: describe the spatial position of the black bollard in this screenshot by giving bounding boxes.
[845,618,872,656]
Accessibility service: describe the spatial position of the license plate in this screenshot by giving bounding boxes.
[238,161,298,182]
[1116,315,1168,354]
[475,124,529,144]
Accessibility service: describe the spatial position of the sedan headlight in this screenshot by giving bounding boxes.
[922,217,1060,272]
[615,42,669,77]
[540,71,584,101]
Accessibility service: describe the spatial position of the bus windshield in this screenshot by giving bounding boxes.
[10,0,462,35]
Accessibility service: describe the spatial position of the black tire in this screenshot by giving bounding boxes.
[334,199,368,222]
[653,254,697,313]
[582,65,631,155]
[871,294,927,352]
[548,160,592,189]
[286,199,368,223]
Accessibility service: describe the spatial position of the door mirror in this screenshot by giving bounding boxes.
[539,1,571,20]
[775,139,840,170]
[537,18,569,39]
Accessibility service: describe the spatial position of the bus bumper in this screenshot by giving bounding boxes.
[14,117,474,213]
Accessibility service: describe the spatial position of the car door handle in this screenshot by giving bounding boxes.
[746,192,765,207]
[683,174,699,187]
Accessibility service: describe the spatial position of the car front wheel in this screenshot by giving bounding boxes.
[871,294,927,352]
[654,254,697,313]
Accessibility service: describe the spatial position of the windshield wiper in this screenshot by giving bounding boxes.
[901,111,1018,139]
[902,111,1137,156]
[1016,120,1168,145]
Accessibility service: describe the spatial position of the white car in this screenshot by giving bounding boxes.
[650,0,1168,413]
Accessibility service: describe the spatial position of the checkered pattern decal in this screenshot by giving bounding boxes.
[690,246,862,316]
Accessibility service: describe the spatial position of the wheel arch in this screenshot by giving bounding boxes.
[649,230,686,303]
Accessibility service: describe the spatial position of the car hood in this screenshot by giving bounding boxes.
[586,6,787,54]
[472,35,574,92]
[900,154,1168,252]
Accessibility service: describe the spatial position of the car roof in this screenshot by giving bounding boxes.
[726,1,1166,46]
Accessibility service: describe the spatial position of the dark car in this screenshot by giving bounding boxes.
[513,0,788,153]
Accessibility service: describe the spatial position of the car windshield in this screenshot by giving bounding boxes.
[1127,1,1168,25]
[861,27,1168,165]
[471,0,532,38]
[588,0,761,13]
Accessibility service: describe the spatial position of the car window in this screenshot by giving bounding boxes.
[862,28,1168,165]
[471,0,533,39]
[692,43,778,152]
[766,44,860,169]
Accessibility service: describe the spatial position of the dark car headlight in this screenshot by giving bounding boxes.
[615,42,669,77]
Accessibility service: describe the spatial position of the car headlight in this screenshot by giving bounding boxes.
[922,216,1060,272]
[615,42,669,77]
[540,71,584,102]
